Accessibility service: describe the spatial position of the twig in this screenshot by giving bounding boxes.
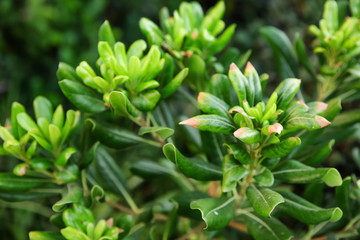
[106,200,136,215]
[228,221,248,233]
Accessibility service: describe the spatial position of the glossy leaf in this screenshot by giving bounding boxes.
[57,62,81,82]
[0,173,48,191]
[109,91,138,117]
[52,185,83,212]
[274,78,301,110]
[29,231,66,240]
[222,155,249,192]
[244,212,293,240]
[210,74,232,106]
[197,92,230,119]
[180,114,236,135]
[228,63,247,105]
[285,113,330,131]
[254,168,274,187]
[335,176,351,219]
[246,185,284,217]
[59,80,106,113]
[279,191,343,224]
[172,191,209,220]
[61,227,90,240]
[99,20,115,47]
[273,160,342,187]
[161,68,189,98]
[223,143,251,164]
[262,137,301,158]
[190,197,235,230]
[163,143,222,181]
[233,127,261,144]
[132,89,161,111]
[138,126,174,140]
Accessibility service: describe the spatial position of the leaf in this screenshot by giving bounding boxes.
[335,176,351,220]
[33,96,53,122]
[200,131,225,165]
[0,173,48,191]
[132,90,161,111]
[197,92,230,119]
[184,54,207,91]
[273,160,342,187]
[279,191,343,224]
[285,113,330,132]
[260,26,298,79]
[87,119,147,149]
[11,102,26,139]
[223,143,251,164]
[246,185,284,217]
[30,158,52,171]
[139,18,163,46]
[222,155,249,192]
[323,0,339,33]
[99,20,115,47]
[180,114,236,135]
[274,78,301,110]
[254,168,274,187]
[56,147,77,166]
[172,191,209,220]
[29,231,66,240]
[90,185,105,203]
[61,227,90,240]
[190,197,235,230]
[52,184,83,212]
[299,139,335,166]
[59,80,106,113]
[94,146,129,198]
[262,137,301,158]
[295,34,316,78]
[0,190,56,202]
[109,91,138,117]
[233,127,262,144]
[161,68,189,98]
[207,24,236,55]
[17,112,38,132]
[57,163,79,183]
[163,143,222,181]
[57,62,82,82]
[319,98,341,122]
[210,74,232,106]
[138,126,174,140]
[228,63,248,105]
[243,212,293,240]
[332,109,360,127]
[244,62,262,106]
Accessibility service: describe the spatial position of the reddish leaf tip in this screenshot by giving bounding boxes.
[316,102,328,111]
[315,116,331,128]
[197,92,206,102]
[229,109,243,114]
[192,31,199,40]
[106,218,114,228]
[269,123,283,135]
[245,62,254,71]
[19,165,27,176]
[233,128,245,138]
[229,63,239,71]
[179,118,199,128]
[104,102,110,108]
[297,100,310,110]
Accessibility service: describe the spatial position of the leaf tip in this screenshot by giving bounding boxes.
[316,102,328,111]
[233,128,245,138]
[179,118,199,128]
[269,123,283,135]
[197,92,206,102]
[229,63,239,71]
[245,61,254,71]
[315,116,331,128]
[297,100,310,110]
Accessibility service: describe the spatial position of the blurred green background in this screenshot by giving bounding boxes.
[0,0,327,239]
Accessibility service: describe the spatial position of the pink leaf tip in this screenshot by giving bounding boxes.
[245,62,254,71]
[316,102,328,111]
[106,218,114,228]
[269,123,283,135]
[315,116,331,128]
[179,118,199,128]
[229,63,239,71]
[197,92,205,102]
[233,128,245,138]
[297,100,310,110]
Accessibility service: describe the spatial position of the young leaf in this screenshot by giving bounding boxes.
[52,185,83,212]
[163,143,222,181]
[223,143,251,164]
[57,62,82,82]
[139,18,163,46]
[210,74,232,106]
[132,90,161,111]
[179,114,236,135]
[161,68,189,98]
[228,63,247,105]
[246,185,284,217]
[262,137,301,158]
[222,155,249,192]
[233,127,261,144]
[197,92,230,119]
[274,78,301,110]
[190,197,235,230]
[243,212,293,240]
[273,160,342,187]
[279,191,343,224]
[109,91,138,117]
[244,62,262,106]
[61,227,90,240]
[99,20,116,47]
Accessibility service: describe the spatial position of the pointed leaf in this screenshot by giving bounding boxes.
[262,137,301,158]
[138,126,174,140]
[197,92,230,119]
[109,91,138,117]
[161,68,189,98]
[99,20,115,47]
[222,155,249,192]
[180,114,236,135]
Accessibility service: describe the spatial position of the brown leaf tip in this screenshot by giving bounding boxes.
[104,102,110,108]
[19,165,27,176]
[233,128,245,138]
[197,92,206,102]
[182,51,192,58]
[269,123,283,135]
[106,218,114,228]
[245,62,254,71]
[315,116,331,128]
[229,109,243,114]
[192,31,199,40]
[179,118,200,128]
[229,63,239,71]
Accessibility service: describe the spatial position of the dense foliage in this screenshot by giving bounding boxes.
[1,0,360,239]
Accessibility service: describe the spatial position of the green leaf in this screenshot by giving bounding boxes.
[201,1,225,33]
[332,109,360,127]
[127,40,147,59]
[207,24,236,55]
[244,212,293,240]
[300,139,335,166]
[279,191,343,224]
[184,54,207,91]
[61,227,90,240]
[139,18,163,46]
[0,190,56,202]
[335,176,351,220]
[246,185,284,217]
[210,74,232,106]
[260,26,298,79]
[323,0,339,33]
[57,62,82,82]
[0,126,15,141]
[138,126,174,140]
[254,168,274,187]
[135,80,159,93]
[28,129,53,151]
[130,160,174,179]
[11,102,26,139]
[273,160,342,187]
[109,91,138,117]
[163,143,222,181]
[223,143,251,164]
[295,34,316,78]
[233,127,261,144]
[52,105,65,130]
[52,184,83,212]
[59,80,106,113]
[0,173,48,191]
[87,119,146,149]
[29,158,52,171]
[99,20,115,47]
[172,191,209,220]
[274,78,301,110]
[33,96,53,122]
[285,113,330,132]
[29,231,66,240]
[17,112,38,132]
[244,62,263,106]
[56,147,77,166]
[319,98,341,122]
[81,142,99,168]
[180,114,236,135]
[228,63,248,105]
[161,68,189,98]
[190,197,235,230]
[262,137,301,158]
[197,92,230,119]
[49,124,61,147]
[90,185,105,203]
[132,90,161,111]
[350,0,360,17]
[57,163,79,183]
[222,155,249,192]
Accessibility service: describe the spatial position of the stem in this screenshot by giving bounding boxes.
[106,200,136,215]
[304,222,328,240]
[81,169,89,196]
